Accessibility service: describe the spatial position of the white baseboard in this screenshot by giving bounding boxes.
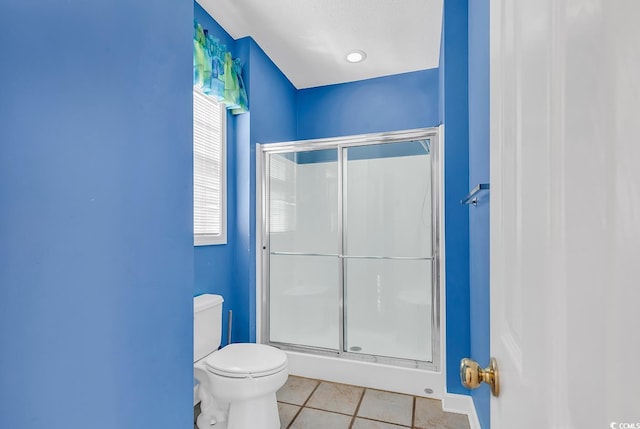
[443,393,481,429]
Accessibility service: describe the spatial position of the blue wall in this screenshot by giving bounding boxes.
[191,6,298,347]
[194,8,478,416]
[298,69,440,139]
[0,1,193,428]
[468,0,491,426]
[193,1,241,346]
[242,38,298,341]
[441,0,471,396]
[194,3,235,49]
[439,22,446,124]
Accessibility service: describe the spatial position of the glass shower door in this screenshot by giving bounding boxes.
[267,149,340,350]
[343,141,433,362]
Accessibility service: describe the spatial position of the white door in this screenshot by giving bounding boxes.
[490,0,640,428]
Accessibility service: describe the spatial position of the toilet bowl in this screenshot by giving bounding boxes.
[194,295,288,429]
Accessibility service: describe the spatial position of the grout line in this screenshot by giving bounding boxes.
[279,400,308,407]
[348,387,366,429]
[281,377,419,429]
[285,406,302,429]
[304,405,359,417]
[412,396,416,428]
[302,380,322,407]
[285,379,322,429]
[288,406,360,423]
[351,416,412,428]
[284,405,302,429]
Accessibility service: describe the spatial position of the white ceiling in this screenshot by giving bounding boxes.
[197,0,443,89]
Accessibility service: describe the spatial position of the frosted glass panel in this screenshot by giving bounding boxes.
[343,141,433,362]
[345,142,431,257]
[269,254,339,349]
[345,258,432,362]
[269,150,338,254]
[265,138,436,364]
[268,149,339,350]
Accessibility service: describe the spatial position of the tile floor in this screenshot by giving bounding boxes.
[277,376,470,429]
[195,375,471,429]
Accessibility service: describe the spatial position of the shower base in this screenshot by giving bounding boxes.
[285,349,443,399]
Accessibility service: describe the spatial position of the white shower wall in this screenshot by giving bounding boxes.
[269,151,433,362]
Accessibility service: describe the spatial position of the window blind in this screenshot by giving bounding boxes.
[193,89,226,245]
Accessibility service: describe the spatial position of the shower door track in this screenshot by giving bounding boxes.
[270,252,433,261]
[258,127,441,372]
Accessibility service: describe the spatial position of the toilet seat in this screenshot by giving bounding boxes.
[205,343,287,378]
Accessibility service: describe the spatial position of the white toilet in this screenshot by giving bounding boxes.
[194,294,288,429]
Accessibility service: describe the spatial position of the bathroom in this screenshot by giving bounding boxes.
[191,0,487,427]
[0,0,490,428]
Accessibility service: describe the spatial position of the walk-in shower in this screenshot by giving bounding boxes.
[257,128,442,395]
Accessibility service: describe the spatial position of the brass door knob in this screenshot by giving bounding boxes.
[460,357,500,397]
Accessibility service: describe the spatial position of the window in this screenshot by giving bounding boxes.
[193,88,226,245]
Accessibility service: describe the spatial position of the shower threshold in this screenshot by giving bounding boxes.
[282,348,443,399]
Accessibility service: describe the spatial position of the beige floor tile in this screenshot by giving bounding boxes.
[414,397,446,428]
[351,417,410,428]
[289,408,352,429]
[414,397,470,429]
[277,376,319,405]
[306,381,364,415]
[278,402,301,428]
[357,389,413,427]
[442,412,471,429]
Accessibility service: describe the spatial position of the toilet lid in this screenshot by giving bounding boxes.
[205,343,287,378]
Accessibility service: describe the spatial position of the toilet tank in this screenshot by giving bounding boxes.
[194,294,224,362]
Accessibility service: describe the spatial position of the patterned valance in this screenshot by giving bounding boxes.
[193,20,248,114]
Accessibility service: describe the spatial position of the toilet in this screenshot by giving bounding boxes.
[194,294,288,429]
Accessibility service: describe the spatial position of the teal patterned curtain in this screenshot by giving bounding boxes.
[193,20,248,114]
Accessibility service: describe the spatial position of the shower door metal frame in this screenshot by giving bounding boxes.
[258,127,442,371]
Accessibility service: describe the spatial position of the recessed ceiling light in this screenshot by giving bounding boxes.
[346,50,367,63]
